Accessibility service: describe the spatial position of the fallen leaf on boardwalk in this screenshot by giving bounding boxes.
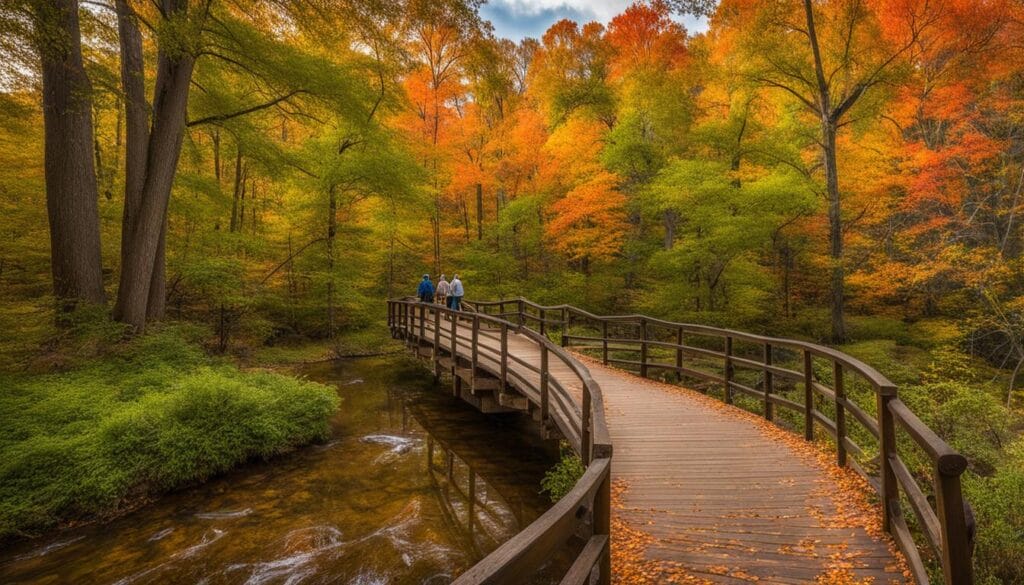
[576,355,911,584]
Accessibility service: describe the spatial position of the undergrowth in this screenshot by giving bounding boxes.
[541,443,585,503]
[0,323,339,542]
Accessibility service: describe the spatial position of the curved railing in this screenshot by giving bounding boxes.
[387,298,612,585]
[468,298,974,585]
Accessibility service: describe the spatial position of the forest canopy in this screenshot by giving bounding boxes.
[2,0,1024,582]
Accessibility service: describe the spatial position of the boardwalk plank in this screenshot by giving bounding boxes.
[412,314,905,584]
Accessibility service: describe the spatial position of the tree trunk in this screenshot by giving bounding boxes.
[34,0,107,312]
[476,183,483,240]
[238,174,246,232]
[212,128,221,183]
[823,121,846,343]
[147,221,167,320]
[113,0,196,331]
[804,0,845,344]
[327,186,337,338]
[432,198,441,276]
[116,0,164,321]
[663,210,677,250]
[230,149,243,232]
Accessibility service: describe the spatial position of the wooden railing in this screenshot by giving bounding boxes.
[387,298,612,585]
[467,298,974,585]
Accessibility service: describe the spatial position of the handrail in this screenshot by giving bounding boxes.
[468,297,974,585]
[387,298,612,585]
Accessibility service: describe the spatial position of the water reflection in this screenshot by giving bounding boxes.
[0,355,558,584]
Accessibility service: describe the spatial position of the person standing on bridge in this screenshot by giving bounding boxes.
[417,274,435,303]
[449,274,464,310]
[436,274,450,307]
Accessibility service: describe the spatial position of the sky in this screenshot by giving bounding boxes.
[479,0,709,42]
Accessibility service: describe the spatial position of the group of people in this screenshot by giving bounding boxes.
[417,273,464,310]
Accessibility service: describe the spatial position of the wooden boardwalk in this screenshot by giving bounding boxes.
[594,361,902,584]
[419,317,905,584]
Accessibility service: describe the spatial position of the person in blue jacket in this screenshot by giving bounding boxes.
[417,274,435,303]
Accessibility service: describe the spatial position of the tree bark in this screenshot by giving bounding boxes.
[238,173,246,232]
[823,121,846,343]
[663,210,677,250]
[34,0,107,311]
[113,0,197,330]
[115,0,166,321]
[212,128,221,183]
[476,183,483,240]
[230,149,243,232]
[326,185,337,338]
[804,0,846,343]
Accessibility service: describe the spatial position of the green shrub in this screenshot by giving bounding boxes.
[541,446,586,503]
[0,325,338,541]
[966,440,1024,585]
[900,381,1011,475]
[847,315,912,345]
[905,319,962,350]
[842,339,927,386]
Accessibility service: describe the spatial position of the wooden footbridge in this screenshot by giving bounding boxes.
[387,298,975,585]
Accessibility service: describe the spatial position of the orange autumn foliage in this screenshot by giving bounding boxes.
[545,170,627,263]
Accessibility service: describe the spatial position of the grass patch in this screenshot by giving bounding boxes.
[0,324,339,542]
[540,444,585,503]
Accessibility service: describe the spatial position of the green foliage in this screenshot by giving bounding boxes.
[540,446,585,503]
[901,381,1011,475]
[841,339,927,386]
[966,440,1024,585]
[0,326,338,541]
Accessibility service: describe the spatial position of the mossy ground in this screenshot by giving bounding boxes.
[0,322,339,543]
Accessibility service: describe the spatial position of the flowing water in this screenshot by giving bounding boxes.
[0,355,562,584]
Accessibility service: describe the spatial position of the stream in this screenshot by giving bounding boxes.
[0,355,562,584]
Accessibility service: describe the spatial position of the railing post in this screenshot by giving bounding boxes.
[935,455,973,585]
[540,344,549,423]
[834,361,847,467]
[518,299,524,326]
[763,343,773,421]
[877,387,898,533]
[418,303,426,342]
[724,335,733,404]
[539,308,546,336]
[432,307,441,350]
[471,315,480,375]
[500,323,508,393]
[803,349,814,441]
[402,303,408,342]
[602,320,609,365]
[639,318,648,378]
[433,308,441,378]
[561,308,568,347]
[595,466,611,585]
[675,327,683,382]
[581,387,592,465]
[450,309,458,360]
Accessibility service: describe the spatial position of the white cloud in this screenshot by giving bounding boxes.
[481,0,708,42]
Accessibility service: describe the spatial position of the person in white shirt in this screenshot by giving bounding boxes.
[449,275,464,310]
[436,274,450,307]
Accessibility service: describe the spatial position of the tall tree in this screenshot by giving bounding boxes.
[30,0,107,311]
[697,0,932,341]
[113,0,204,329]
[114,0,165,321]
